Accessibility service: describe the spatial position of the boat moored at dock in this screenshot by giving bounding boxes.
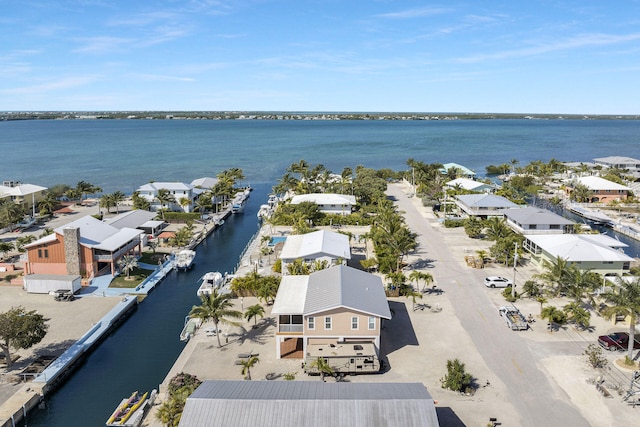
[106,390,149,426]
[196,271,225,297]
[175,249,196,270]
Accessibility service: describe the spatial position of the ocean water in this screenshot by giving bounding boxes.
[2,118,639,193]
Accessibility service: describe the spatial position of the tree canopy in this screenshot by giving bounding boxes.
[0,306,49,369]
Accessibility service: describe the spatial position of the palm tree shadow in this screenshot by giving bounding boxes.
[234,317,276,345]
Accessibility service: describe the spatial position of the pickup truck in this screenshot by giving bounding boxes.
[498,306,529,331]
[597,332,640,351]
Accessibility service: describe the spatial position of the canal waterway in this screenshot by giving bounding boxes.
[533,198,640,258]
[22,184,269,427]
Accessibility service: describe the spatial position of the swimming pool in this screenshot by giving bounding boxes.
[268,236,287,247]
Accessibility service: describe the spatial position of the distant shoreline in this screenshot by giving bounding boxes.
[2,111,640,122]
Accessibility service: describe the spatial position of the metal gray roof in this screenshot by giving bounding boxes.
[303,265,391,319]
[179,381,439,427]
[279,229,351,260]
[455,194,519,208]
[503,207,574,226]
[104,209,158,229]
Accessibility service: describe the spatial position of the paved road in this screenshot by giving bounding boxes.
[387,183,588,427]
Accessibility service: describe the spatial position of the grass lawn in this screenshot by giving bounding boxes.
[109,267,154,288]
[139,252,167,264]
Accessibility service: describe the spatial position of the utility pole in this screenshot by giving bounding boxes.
[512,242,518,298]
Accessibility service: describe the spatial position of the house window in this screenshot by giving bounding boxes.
[324,316,332,330]
[368,317,376,330]
[550,225,560,229]
[44,249,48,258]
[37,249,48,259]
[308,317,315,330]
[38,249,42,258]
[351,317,358,330]
[529,224,537,230]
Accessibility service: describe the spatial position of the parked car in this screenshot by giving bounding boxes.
[484,276,513,288]
[597,332,640,351]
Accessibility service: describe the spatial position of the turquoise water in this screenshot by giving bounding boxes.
[2,119,639,193]
[3,118,639,426]
[268,236,287,246]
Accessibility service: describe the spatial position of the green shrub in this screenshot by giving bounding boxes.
[583,344,608,369]
[440,358,474,393]
[502,286,518,302]
[443,219,464,228]
[163,212,201,221]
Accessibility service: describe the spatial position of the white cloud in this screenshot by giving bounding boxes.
[456,32,640,63]
[375,7,451,19]
[0,76,98,94]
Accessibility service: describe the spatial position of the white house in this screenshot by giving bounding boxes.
[523,234,633,276]
[593,156,640,179]
[455,194,519,218]
[503,207,575,235]
[279,229,351,274]
[136,182,199,213]
[289,193,356,216]
[445,178,496,193]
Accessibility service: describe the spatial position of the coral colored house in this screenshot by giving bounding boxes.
[24,215,142,280]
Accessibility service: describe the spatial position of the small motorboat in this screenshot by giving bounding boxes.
[196,272,224,297]
[175,249,196,271]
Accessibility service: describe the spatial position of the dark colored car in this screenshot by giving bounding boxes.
[597,332,640,351]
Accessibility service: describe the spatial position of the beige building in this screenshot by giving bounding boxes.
[271,265,391,361]
[0,181,48,216]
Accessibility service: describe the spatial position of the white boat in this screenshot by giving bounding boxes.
[257,204,271,219]
[175,249,196,270]
[196,271,224,297]
[231,188,251,214]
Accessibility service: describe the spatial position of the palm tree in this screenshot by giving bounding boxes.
[405,288,423,311]
[240,355,259,380]
[541,305,566,332]
[0,241,13,260]
[537,256,572,297]
[38,192,59,214]
[14,235,36,253]
[600,277,640,360]
[408,270,434,293]
[100,194,115,214]
[111,191,125,214]
[563,301,591,330]
[155,189,176,220]
[189,289,243,347]
[118,255,138,280]
[244,304,265,327]
[309,356,333,381]
[178,197,191,212]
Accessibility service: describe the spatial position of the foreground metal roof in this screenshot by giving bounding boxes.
[179,381,439,427]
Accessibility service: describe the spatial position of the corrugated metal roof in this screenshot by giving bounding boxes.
[105,209,157,229]
[575,176,630,191]
[280,230,351,260]
[304,265,391,319]
[455,194,519,208]
[503,207,574,225]
[179,381,439,427]
[526,234,633,262]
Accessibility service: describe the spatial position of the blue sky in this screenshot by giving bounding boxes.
[2,1,640,114]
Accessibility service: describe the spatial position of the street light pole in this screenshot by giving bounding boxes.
[512,242,518,298]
